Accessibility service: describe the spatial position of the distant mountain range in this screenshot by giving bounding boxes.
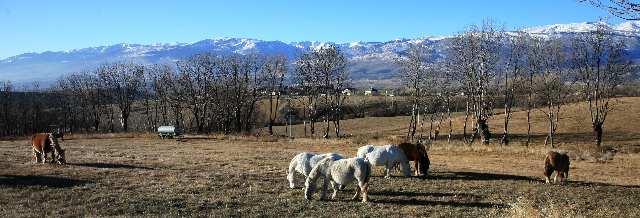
[1,21,640,87]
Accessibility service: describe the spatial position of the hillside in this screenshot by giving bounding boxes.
[262,96,640,149]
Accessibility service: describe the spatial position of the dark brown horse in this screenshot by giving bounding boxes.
[397,141,430,177]
[544,151,569,184]
[52,132,65,141]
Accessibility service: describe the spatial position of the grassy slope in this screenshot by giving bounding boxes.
[0,97,639,217]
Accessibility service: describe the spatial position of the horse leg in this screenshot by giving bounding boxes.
[319,176,329,200]
[557,171,567,184]
[544,168,554,184]
[286,170,296,189]
[414,161,420,176]
[354,182,369,202]
[43,150,49,164]
[330,181,339,200]
[385,162,395,178]
[33,149,42,164]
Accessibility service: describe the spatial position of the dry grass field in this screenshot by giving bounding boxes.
[1,97,639,217]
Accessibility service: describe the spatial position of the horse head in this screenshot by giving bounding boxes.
[304,177,318,200]
[417,142,430,177]
[55,149,67,164]
[304,156,336,200]
[48,133,66,164]
[401,160,412,177]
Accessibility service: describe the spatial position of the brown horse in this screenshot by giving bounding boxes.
[397,141,430,177]
[30,133,66,164]
[544,151,569,184]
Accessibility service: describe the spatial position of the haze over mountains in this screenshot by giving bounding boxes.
[1,21,640,87]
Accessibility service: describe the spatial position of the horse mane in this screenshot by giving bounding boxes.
[48,134,63,154]
[307,156,336,181]
[48,133,66,164]
[416,141,428,159]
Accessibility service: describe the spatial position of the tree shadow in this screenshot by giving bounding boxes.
[71,163,154,170]
[569,180,640,188]
[433,132,598,144]
[174,137,219,142]
[0,174,91,188]
[370,191,505,208]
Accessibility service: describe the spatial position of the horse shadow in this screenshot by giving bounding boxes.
[434,171,541,182]
[71,163,154,170]
[0,174,91,188]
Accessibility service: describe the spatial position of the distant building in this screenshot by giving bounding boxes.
[364,87,378,96]
[342,88,356,96]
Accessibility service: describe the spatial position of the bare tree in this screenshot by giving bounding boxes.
[146,63,180,129]
[293,50,319,137]
[317,45,350,138]
[536,37,570,148]
[395,42,439,142]
[501,30,529,145]
[95,62,146,132]
[571,23,631,147]
[577,0,640,20]
[51,71,108,133]
[0,81,13,135]
[447,20,505,145]
[292,45,350,138]
[263,54,288,135]
[176,52,217,133]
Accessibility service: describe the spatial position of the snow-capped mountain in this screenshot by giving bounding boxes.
[1,21,639,86]
[523,21,640,36]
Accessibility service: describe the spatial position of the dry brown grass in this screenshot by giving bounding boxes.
[1,97,639,217]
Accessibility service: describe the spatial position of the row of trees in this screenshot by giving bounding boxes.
[395,20,631,147]
[0,46,353,138]
[0,52,291,135]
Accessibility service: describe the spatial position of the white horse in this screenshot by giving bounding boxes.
[357,145,411,178]
[287,152,343,189]
[304,156,371,203]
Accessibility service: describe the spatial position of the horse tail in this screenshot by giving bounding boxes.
[364,160,372,184]
[361,161,371,202]
[360,183,368,199]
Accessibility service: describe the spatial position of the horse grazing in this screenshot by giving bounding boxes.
[357,145,411,178]
[397,141,430,177]
[304,157,371,203]
[287,152,343,189]
[544,151,569,184]
[30,133,66,164]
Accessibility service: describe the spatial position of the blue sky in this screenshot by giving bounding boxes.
[0,0,627,60]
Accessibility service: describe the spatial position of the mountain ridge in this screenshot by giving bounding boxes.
[2,21,639,86]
